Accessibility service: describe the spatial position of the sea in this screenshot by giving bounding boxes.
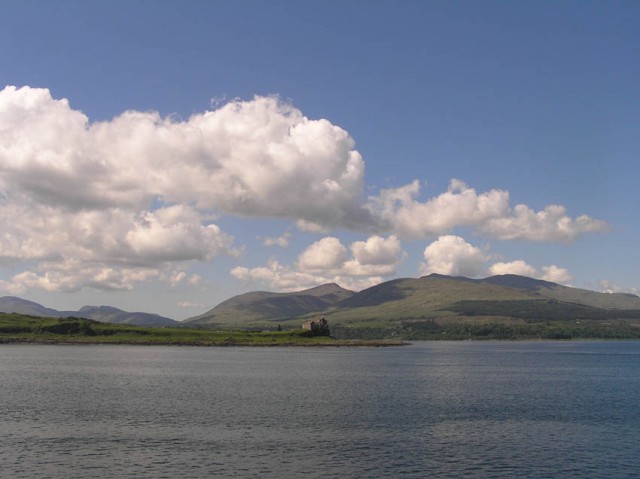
[1,341,639,478]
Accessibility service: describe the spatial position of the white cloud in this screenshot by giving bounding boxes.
[540,265,572,284]
[370,180,509,239]
[422,237,573,284]
[295,219,330,234]
[125,205,238,263]
[0,85,372,292]
[231,261,384,292]
[233,235,405,291]
[263,232,291,248]
[0,85,370,224]
[368,179,607,241]
[481,204,608,242]
[488,259,572,284]
[297,237,348,272]
[351,234,403,265]
[0,200,237,292]
[2,262,162,294]
[167,271,203,288]
[420,235,488,277]
[296,235,405,277]
[0,85,608,294]
[488,260,538,277]
[343,235,406,276]
[231,260,327,292]
[598,280,640,295]
[1,85,607,242]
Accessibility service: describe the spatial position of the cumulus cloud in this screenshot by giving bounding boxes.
[371,180,509,239]
[540,265,572,284]
[297,237,348,272]
[296,235,405,277]
[0,198,236,291]
[0,85,370,223]
[125,205,237,263]
[488,260,572,284]
[231,260,332,292]
[1,86,607,239]
[0,85,376,292]
[480,204,608,242]
[0,85,369,292]
[422,236,573,284]
[1,262,162,294]
[488,260,538,277]
[0,85,607,293]
[342,235,406,276]
[420,235,488,277]
[232,235,405,291]
[369,179,607,241]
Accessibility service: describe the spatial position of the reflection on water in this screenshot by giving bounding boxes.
[1,342,639,478]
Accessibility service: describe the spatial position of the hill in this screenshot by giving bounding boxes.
[481,274,640,309]
[185,274,640,339]
[0,296,177,327]
[0,296,63,317]
[72,305,177,326]
[186,283,354,328]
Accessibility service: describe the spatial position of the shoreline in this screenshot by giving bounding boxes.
[0,337,408,347]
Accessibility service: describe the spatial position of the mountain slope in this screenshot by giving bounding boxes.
[482,274,640,309]
[187,274,640,332]
[0,296,61,317]
[0,296,177,326]
[72,306,177,326]
[327,275,540,324]
[186,283,354,326]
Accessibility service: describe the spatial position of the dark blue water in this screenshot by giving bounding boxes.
[1,341,639,478]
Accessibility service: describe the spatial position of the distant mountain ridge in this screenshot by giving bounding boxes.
[184,274,640,329]
[3,273,640,332]
[0,296,177,326]
[187,283,354,326]
[480,274,640,309]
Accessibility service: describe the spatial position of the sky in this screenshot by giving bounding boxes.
[0,0,638,320]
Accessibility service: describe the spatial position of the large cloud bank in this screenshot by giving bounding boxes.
[0,86,606,292]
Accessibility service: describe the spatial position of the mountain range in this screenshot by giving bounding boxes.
[183,274,640,333]
[3,274,640,334]
[0,297,177,326]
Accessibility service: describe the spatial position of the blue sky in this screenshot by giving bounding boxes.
[1,0,638,319]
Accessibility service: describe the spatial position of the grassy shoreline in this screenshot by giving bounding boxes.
[4,313,640,345]
[0,314,405,347]
[0,338,406,347]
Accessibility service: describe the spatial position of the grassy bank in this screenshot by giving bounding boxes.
[333,317,640,340]
[0,314,404,346]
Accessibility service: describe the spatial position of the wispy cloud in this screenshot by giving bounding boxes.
[262,232,291,248]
